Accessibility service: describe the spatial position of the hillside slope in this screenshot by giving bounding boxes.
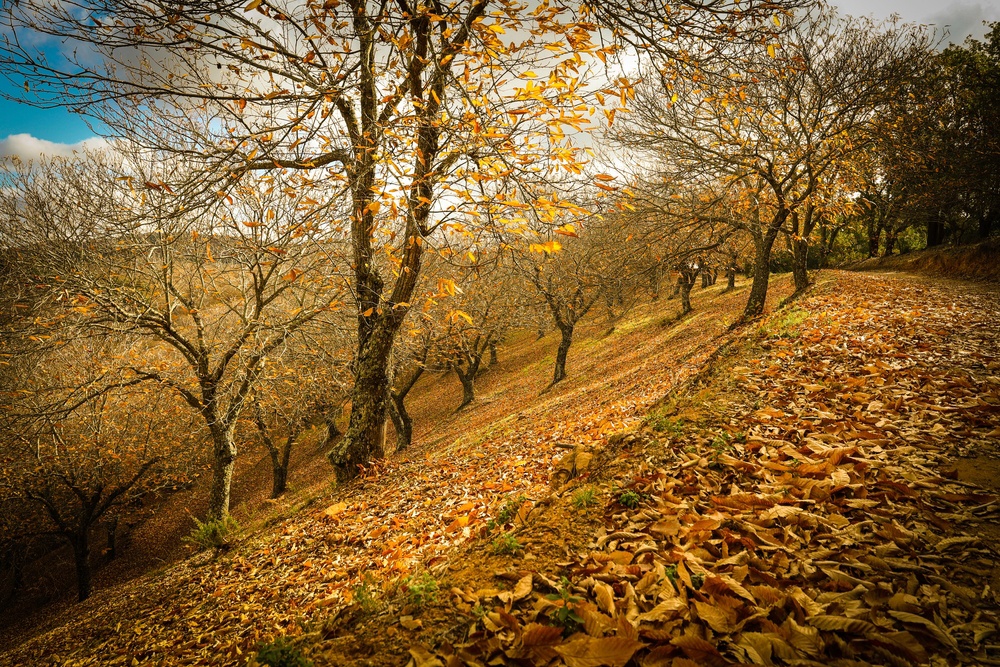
[3,271,999,667]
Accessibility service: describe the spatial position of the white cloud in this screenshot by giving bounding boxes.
[0,133,108,160]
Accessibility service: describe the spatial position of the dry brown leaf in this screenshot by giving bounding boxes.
[889,611,959,651]
[553,636,646,667]
[693,600,735,634]
[594,580,616,616]
[521,623,563,647]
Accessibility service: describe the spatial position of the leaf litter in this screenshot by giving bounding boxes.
[3,272,999,667]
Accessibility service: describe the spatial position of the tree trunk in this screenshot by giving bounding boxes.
[71,532,92,602]
[489,340,499,367]
[927,215,944,247]
[791,236,810,293]
[267,439,293,498]
[979,211,995,240]
[323,410,341,448]
[552,324,574,385]
[455,351,482,411]
[743,225,781,321]
[456,368,476,410]
[330,323,396,483]
[700,269,711,289]
[726,267,736,291]
[867,221,881,257]
[105,517,118,561]
[270,456,288,498]
[207,424,237,521]
[387,392,413,452]
[680,276,694,315]
[883,232,897,257]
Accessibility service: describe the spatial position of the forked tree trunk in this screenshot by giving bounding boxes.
[455,351,483,410]
[743,225,782,321]
[207,423,237,521]
[552,324,574,385]
[267,438,293,498]
[456,369,476,410]
[330,323,396,483]
[867,225,881,257]
[883,232,897,257]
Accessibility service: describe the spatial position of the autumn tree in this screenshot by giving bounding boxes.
[0,152,347,520]
[249,331,352,497]
[0,0,816,481]
[616,9,931,316]
[0,336,197,602]
[0,0,623,484]
[514,212,620,386]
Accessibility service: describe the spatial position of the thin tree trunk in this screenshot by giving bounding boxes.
[489,340,498,367]
[743,225,781,321]
[680,276,694,314]
[552,324,574,385]
[726,267,736,291]
[387,393,413,452]
[71,532,92,602]
[792,236,810,293]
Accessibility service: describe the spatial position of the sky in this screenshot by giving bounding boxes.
[1,1,999,160]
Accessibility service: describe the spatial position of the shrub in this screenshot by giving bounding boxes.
[486,493,527,532]
[545,577,583,634]
[255,637,312,667]
[571,487,598,509]
[491,533,522,555]
[184,515,240,551]
[353,574,381,613]
[402,572,439,607]
[618,490,643,509]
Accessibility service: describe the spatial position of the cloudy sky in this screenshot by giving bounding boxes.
[1,1,998,160]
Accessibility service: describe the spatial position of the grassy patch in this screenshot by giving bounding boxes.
[571,487,598,509]
[401,572,439,607]
[183,515,240,551]
[490,533,523,555]
[761,306,810,339]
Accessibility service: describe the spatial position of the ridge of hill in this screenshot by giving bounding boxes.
[3,270,1000,667]
[847,239,1000,283]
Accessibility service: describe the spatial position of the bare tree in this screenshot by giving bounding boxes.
[0,337,196,602]
[0,153,347,520]
[615,9,932,318]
